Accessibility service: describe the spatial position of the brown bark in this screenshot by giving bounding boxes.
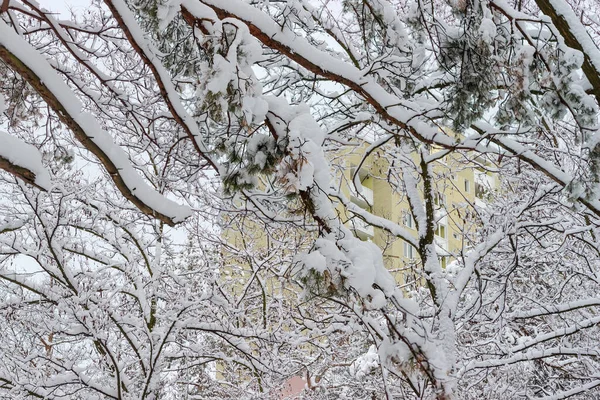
[0,155,46,190]
[535,0,600,105]
[104,0,218,172]
[0,45,180,226]
[192,1,600,220]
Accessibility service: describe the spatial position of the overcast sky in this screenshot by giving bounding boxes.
[38,0,92,17]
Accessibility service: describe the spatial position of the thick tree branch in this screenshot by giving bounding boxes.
[104,0,219,172]
[190,0,600,222]
[0,44,183,226]
[0,155,45,190]
[535,0,600,105]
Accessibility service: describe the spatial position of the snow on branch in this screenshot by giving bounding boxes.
[535,0,600,104]
[188,0,447,146]
[104,0,219,171]
[0,20,191,226]
[192,0,600,225]
[0,130,50,190]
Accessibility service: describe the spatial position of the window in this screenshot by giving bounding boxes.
[403,241,415,259]
[434,193,446,208]
[403,212,414,229]
[464,179,471,193]
[435,223,447,239]
[440,256,447,269]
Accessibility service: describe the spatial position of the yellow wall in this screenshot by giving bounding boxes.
[335,139,497,282]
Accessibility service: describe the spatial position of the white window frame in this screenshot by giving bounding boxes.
[435,223,447,239]
[434,193,446,208]
[403,212,414,229]
[403,241,415,259]
[440,256,447,269]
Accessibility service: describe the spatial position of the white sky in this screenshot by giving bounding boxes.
[38,0,91,17]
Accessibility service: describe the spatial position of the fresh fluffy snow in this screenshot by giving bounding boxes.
[0,131,51,189]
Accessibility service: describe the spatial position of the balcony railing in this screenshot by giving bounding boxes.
[351,217,374,239]
[350,185,373,208]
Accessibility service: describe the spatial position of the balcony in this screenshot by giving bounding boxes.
[475,171,495,200]
[351,217,374,240]
[350,185,374,209]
